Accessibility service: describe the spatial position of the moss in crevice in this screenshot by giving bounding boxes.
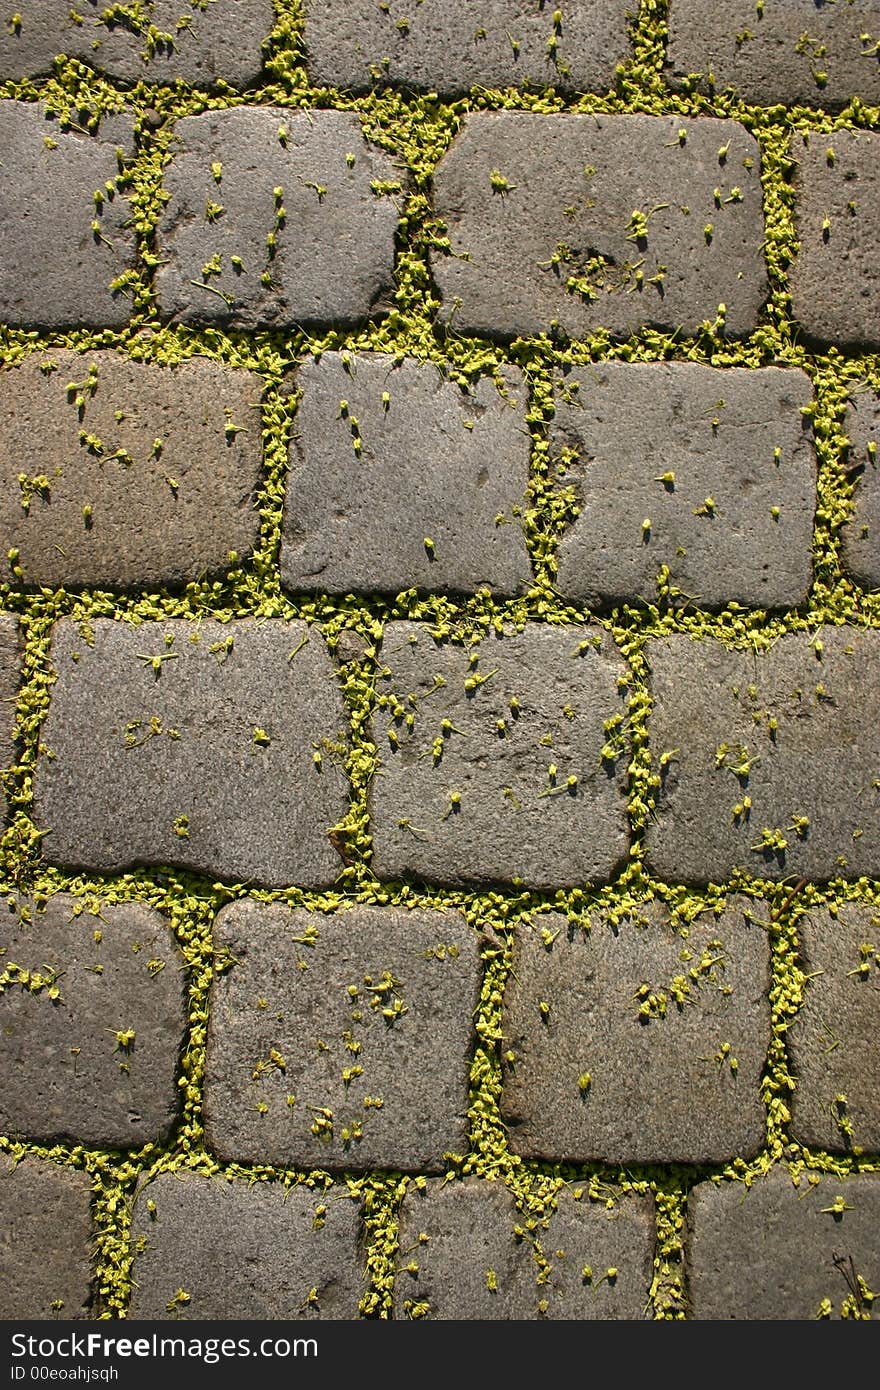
[1,0,878,1324]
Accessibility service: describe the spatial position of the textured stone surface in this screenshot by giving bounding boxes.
[0,101,136,329]
[686,1169,880,1319]
[0,613,20,821]
[0,1157,93,1319]
[204,901,480,1171]
[645,627,880,883]
[431,113,767,340]
[789,905,880,1155]
[156,107,402,329]
[33,619,349,888]
[281,353,531,595]
[0,0,274,86]
[841,385,880,589]
[302,0,633,97]
[0,351,263,590]
[501,901,770,1165]
[394,1180,654,1320]
[128,1171,362,1319]
[790,130,880,349]
[370,622,630,890]
[2,0,879,1330]
[667,0,880,110]
[552,362,816,610]
[0,895,186,1148]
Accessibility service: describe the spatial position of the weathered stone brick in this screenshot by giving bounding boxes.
[0,613,20,821]
[0,1156,93,1320]
[302,0,633,97]
[0,895,186,1149]
[840,385,880,590]
[0,101,136,329]
[128,1171,362,1319]
[431,113,767,340]
[667,0,880,110]
[0,0,274,87]
[552,362,816,610]
[370,622,630,891]
[789,905,880,1155]
[686,1169,880,1319]
[281,353,531,596]
[0,351,263,591]
[645,627,880,884]
[33,619,349,888]
[393,1180,654,1320]
[156,107,402,330]
[789,130,880,349]
[203,901,480,1172]
[501,900,770,1165]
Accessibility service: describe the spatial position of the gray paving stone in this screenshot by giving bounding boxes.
[370,622,630,891]
[302,0,633,97]
[841,385,880,590]
[553,362,816,610]
[393,1180,654,1320]
[33,619,349,888]
[686,1169,880,1319]
[128,1171,362,1319]
[281,353,531,596]
[645,627,880,884]
[789,904,880,1155]
[0,1156,93,1319]
[0,614,21,822]
[203,901,480,1172]
[0,101,136,330]
[0,0,274,87]
[789,130,880,350]
[0,894,187,1149]
[501,900,770,1165]
[156,107,402,330]
[0,351,263,591]
[667,0,880,110]
[431,112,767,341]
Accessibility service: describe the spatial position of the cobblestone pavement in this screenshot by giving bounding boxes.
[1,1,879,1323]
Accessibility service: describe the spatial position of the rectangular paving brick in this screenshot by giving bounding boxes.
[841,385,880,590]
[686,1170,880,1319]
[0,613,20,822]
[156,107,402,330]
[0,101,136,329]
[0,895,186,1149]
[33,618,349,888]
[0,0,274,87]
[431,113,767,340]
[0,1156,93,1320]
[790,130,880,349]
[281,353,531,596]
[0,351,263,591]
[204,901,480,1172]
[394,1180,654,1320]
[501,900,770,1165]
[645,627,880,884]
[789,904,880,1155]
[128,1171,362,1319]
[667,0,880,110]
[552,362,815,610]
[370,622,630,891]
[302,0,633,97]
